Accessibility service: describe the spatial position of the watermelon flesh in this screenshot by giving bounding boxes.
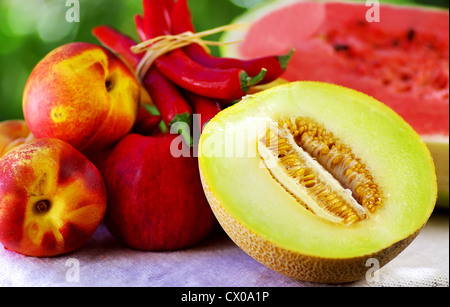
[223,1,449,205]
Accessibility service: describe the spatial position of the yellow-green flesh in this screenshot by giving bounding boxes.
[199,82,437,259]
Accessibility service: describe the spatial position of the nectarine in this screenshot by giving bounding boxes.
[0,138,107,257]
[0,120,33,158]
[22,42,140,154]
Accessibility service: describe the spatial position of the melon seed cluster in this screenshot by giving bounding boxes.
[258,117,383,225]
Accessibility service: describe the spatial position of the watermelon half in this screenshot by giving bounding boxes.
[222,0,449,206]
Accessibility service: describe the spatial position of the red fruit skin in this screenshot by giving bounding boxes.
[22,42,140,154]
[0,138,107,257]
[96,133,217,251]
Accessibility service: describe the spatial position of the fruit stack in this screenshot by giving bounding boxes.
[0,0,290,257]
[0,0,440,285]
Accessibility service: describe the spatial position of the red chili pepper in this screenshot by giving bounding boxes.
[143,0,172,40]
[183,91,222,133]
[142,0,266,101]
[142,68,193,142]
[92,26,142,70]
[136,11,236,108]
[171,0,293,85]
[136,12,194,144]
[137,11,223,132]
[155,54,266,100]
[92,25,193,143]
[134,14,146,42]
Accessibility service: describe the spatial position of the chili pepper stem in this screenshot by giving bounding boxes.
[277,49,295,71]
[241,68,267,94]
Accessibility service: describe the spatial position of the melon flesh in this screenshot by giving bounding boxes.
[222,1,449,205]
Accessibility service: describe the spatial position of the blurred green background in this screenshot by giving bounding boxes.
[0,0,448,121]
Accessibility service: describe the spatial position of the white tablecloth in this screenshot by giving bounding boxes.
[1,211,448,287]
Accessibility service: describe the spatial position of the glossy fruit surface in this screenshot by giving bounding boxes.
[23,42,140,154]
[96,133,217,251]
[0,138,107,257]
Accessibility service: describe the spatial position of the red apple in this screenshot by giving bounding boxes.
[0,138,107,257]
[0,120,34,158]
[94,133,217,251]
[22,42,140,154]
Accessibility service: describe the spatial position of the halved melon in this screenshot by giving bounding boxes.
[199,81,437,283]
